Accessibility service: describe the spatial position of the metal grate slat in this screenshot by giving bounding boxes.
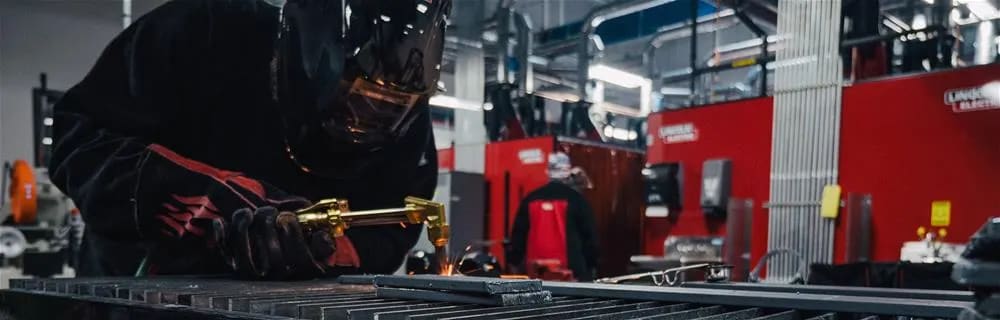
[692,308,763,320]
[497,301,665,320]
[297,299,408,319]
[750,310,800,320]
[405,297,588,320]
[237,293,369,313]
[326,301,451,320]
[804,313,837,320]
[269,295,376,317]
[439,299,626,320]
[636,305,728,320]
[372,304,483,320]
[569,303,693,320]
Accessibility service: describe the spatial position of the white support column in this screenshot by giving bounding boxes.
[767,0,843,282]
[453,47,486,174]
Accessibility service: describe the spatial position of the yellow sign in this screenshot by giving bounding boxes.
[931,201,951,227]
[820,185,841,219]
[731,57,757,68]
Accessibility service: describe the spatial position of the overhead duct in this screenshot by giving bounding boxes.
[576,0,684,97]
[642,9,740,76]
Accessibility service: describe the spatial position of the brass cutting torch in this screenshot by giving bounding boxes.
[295,196,450,271]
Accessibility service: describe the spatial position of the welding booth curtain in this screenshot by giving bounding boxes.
[557,139,646,277]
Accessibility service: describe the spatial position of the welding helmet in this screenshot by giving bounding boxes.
[274,0,450,177]
[548,152,572,181]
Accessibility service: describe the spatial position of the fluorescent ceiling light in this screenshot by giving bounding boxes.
[528,55,550,66]
[912,14,928,30]
[429,95,483,111]
[605,127,638,141]
[884,14,911,31]
[482,30,498,43]
[660,87,691,96]
[612,128,630,140]
[597,101,643,117]
[533,91,581,103]
[591,35,606,51]
[883,20,904,33]
[588,64,650,89]
[925,0,1000,21]
[961,0,1000,20]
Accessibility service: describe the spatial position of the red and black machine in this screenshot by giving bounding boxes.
[643,63,1000,284]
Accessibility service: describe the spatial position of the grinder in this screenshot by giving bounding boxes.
[295,196,450,272]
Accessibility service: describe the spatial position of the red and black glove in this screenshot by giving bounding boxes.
[132,145,361,278]
[219,204,362,279]
[220,206,334,280]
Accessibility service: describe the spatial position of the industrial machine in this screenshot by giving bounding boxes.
[1,160,80,278]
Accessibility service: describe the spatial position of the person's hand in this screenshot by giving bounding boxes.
[223,206,333,280]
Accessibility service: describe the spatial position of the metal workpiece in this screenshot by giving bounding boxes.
[681,281,975,302]
[594,263,732,286]
[336,274,376,285]
[1,276,976,319]
[376,287,552,307]
[374,274,543,294]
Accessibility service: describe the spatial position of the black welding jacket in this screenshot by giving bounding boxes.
[509,182,599,281]
[49,0,436,276]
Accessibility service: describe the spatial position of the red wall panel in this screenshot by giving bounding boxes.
[645,98,774,262]
[644,64,1000,266]
[437,148,454,172]
[838,65,1000,261]
[558,141,646,277]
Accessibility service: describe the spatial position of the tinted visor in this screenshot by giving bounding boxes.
[347,0,449,95]
[318,0,449,146]
[319,77,424,146]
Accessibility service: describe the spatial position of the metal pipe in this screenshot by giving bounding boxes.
[688,0,698,105]
[122,0,132,29]
[772,1,799,277]
[812,0,824,267]
[766,0,783,280]
[750,0,778,13]
[515,12,534,95]
[821,0,831,264]
[827,0,840,263]
[808,0,821,267]
[646,9,738,51]
[574,0,681,99]
[760,40,768,96]
[647,13,741,76]
[496,5,511,84]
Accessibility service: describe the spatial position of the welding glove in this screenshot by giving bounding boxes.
[223,206,334,280]
[222,205,363,279]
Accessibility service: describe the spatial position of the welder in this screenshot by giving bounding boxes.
[509,152,600,281]
[48,0,450,279]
